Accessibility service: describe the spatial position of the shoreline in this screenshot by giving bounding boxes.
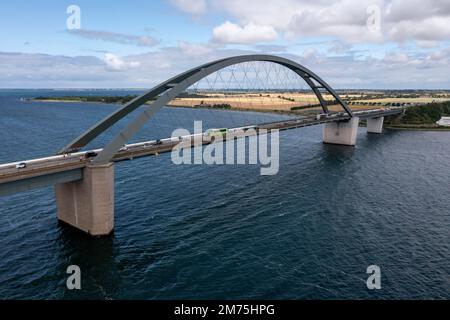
[28,98,302,117]
[28,98,450,131]
[28,98,142,104]
[385,125,450,131]
[31,98,98,103]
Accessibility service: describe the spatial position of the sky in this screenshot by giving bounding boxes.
[0,0,449,89]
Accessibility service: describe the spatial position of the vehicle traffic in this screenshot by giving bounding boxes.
[15,162,27,169]
[203,128,228,138]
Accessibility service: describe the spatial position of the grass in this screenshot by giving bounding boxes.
[31,92,450,130]
[352,97,450,104]
[383,101,450,130]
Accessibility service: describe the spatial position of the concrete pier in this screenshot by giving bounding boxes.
[323,117,359,146]
[367,116,384,134]
[55,162,114,236]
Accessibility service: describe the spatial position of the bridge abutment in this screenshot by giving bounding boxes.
[323,117,359,146]
[55,162,114,236]
[367,116,384,134]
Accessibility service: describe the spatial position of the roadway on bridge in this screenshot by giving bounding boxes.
[0,107,404,196]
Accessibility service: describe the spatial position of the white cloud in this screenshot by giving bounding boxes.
[1,44,450,89]
[179,41,214,58]
[388,16,450,42]
[169,0,207,15]
[212,0,300,30]
[208,0,386,43]
[416,40,439,48]
[68,29,158,47]
[103,53,141,71]
[426,47,450,62]
[176,0,450,44]
[301,48,317,60]
[212,21,278,44]
[383,52,409,64]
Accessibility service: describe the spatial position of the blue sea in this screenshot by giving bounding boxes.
[0,89,449,299]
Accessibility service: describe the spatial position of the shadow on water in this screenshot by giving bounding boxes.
[321,128,403,161]
[321,143,356,161]
[56,224,119,300]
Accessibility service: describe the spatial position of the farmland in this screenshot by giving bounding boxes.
[31,90,450,116]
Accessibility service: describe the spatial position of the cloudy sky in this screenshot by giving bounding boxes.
[1,0,449,89]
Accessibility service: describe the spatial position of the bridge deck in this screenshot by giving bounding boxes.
[0,107,404,196]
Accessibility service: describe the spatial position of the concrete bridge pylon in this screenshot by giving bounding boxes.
[55,162,114,236]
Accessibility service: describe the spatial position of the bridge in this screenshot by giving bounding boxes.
[0,54,405,236]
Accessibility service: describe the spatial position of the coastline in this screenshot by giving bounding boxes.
[385,125,450,131]
[30,98,96,103]
[28,97,450,131]
[28,97,302,117]
[28,98,144,104]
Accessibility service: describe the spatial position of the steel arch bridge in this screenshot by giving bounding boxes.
[1,54,407,236]
[60,54,354,164]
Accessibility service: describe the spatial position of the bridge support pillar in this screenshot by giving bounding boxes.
[323,117,359,146]
[55,162,114,236]
[367,116,384,134]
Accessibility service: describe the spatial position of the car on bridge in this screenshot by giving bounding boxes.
[15,162,27,169]
[316,113,329,120]
[204,128,228,138]
[85,151,97,158]
[229,125,258,133]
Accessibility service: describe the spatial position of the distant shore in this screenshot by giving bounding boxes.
[385,125,450,131]
[29,96,450,131]
[29,95,140,104]
[29,96,301,116]
[31,98,100,103]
